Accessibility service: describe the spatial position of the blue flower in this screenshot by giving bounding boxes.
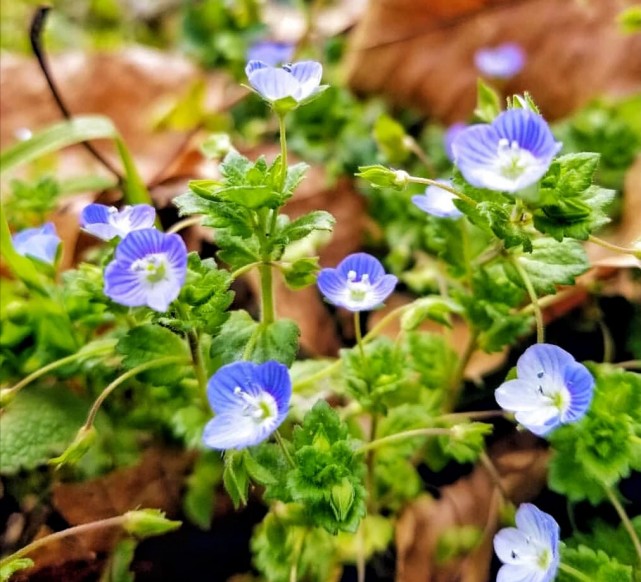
[80,203,156,241]
[452,109,562,193]
[444,122,466,161]
[246,60,324,106]
[104,229,187,312]
[203,361,291,450]
[475,42,525,79]
[247,40,295,66]
[494,503,560,582]
[12,222,60,265]
[495,344,594,436]
[317,253,397,312]
[412,180,463,219]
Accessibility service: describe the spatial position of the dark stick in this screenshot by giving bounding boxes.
[29,5,124,182]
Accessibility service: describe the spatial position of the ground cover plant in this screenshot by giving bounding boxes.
[1,2,640,581]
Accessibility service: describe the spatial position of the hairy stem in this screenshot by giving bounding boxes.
[407,176,478,207]
[167,216,202,234]
[604,485,641,563]
[0,515,126,567]
[354,312,366,361]
[83,356,188,429]
[511,256,544,343]
[445,330,479,412]
[259,263,275,325]
[588,235,640,257]
[357,427,452,454]
[274,430,296,469]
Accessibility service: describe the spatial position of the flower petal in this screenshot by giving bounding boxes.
[247,41,295,66]
[492,110,562,159]
[203,413,266,450]
[475,43,525,79]
[495,379,545,411]
[561,361,594,423]
[516,503,560,548]
[245,60,269,76]
[287,61,322,100]
[207,361,260,414]
[123,204,156,230]
[248,67,300,101]
[493,527,530,564]
[336,253,386,282]
[252,360,292,417]
[412,181,463,218]
[317,268,347,306]
[497,564,544,582]
[104,264,148,307]
[516,344,575,386]
[12,223,60,264]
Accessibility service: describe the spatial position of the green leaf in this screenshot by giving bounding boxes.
[222,449,250,508]
[184,451,223,529]
[210,311,300,366]
[273,211,335,246]
[215,230,261,270]
[557,546,632,582]
[436,525,483,564]
[0,116,118,173]
[474,79,502,122]
[438,422,493,463]
[400,297,463,330]
[0,386,91,475]
[283,162,309,199]
[617,5,641,34]
[280,257,320,290]
[102,538,137,582]
[374,114,411,164]
[116,325,190,384]
[512,238,589,295]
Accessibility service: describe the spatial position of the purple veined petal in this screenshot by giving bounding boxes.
[245,60,270,76]
[492,110,561,160]
[114,228,166,265]
[368,274,399,304]
[247,41,295,66]
[475,42,525,79]
[248,67,301,101]
[412,181,463,219]
[493,528,528,564]
[287,61,322,100]
[122,204,156,230]
[203,413,267,450]
[317,268,348,304]
[80,204,117,240]
[514,408,561,436]
[516,503,560,548]
[252,360,292,417]
[496,564,543,582]
[336,253,386,282]
[103,263,149,307]
[207,362,264,414]
[560,361,594,423]
[145,277,183,312]
[516,344,576,387]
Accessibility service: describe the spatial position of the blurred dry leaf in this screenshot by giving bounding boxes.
[345,0,641,122]
[396,433,549,582]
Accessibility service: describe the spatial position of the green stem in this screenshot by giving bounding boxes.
[557,562,595,582]
[230,261,262,281]
[6,341,115,399]
[407,176,478,207]
[259,262,275,325]
[597,319,614,364]
[511,256,544,343]
[167,215,202,234]
[604,484,641,563]
[83,356,189,429]
[366,413,379,513]
[460,218,474,288]
[356,427,452,454]
[278,114,288,193]
[0,515,126,568]
[274,430,296,469]
[588,235,640,257]
[354,312,366,361]
[445,330,479,412]
[614,360,641,370]
[177,305,208,396]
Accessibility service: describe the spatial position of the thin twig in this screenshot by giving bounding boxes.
[30,6,123,181]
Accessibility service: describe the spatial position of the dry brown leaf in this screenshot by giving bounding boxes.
[345,0,641,123]
[396,433,549,582]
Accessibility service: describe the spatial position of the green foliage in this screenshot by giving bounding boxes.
[288,401,367,534]
[116,325,190,385]
[438,422,493,464]
[102,538,137,582]
[0,558,34,582]
[511,238,589,295]
[356,165,410,190]
[123,509,181,538]
[184,452,223,529]
[549,365,641,503]
[211,310,300,366]
[400,297,463,330]
[179,253,234,335]
[222,448,276,509]
[404,332,458,394]
[0,386,91,475]
[373,114,411,164]
[557,545,632,582]
[279,257,321,290]
[436,525,483,564]
[272,211,335,249]
[474,79,501,122]
[533,153,615,241]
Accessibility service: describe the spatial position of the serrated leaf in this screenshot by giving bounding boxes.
[223,449,250,508]
[513,238,589,295]
[558,546,632,582]
[274,211,335,246]
[280,257,320,290]
[400,297,463,330]
[215,231,261,270]
[116,325,190,384]
[0,386,90,475]
[474,79,501,123]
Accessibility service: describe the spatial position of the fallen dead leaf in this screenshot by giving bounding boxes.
[396,432,549,582]
[345,0,641,123]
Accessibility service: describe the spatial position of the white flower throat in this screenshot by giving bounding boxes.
[346,270,372,302]
[234,386,278,423]
[131,253,168,283]
[107,206,133,234]
[536,370,569,412]
[496,138,536,179]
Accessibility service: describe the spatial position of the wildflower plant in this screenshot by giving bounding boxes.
[1,30,641,582]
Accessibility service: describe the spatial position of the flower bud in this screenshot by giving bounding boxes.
[330,478,355,522]
[123,509,181,539]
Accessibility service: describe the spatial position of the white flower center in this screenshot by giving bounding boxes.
[234,386,278,423]
[108,207,132,235]
[509,533,552,571]
[346,270,372,303]
[535,370,570,413]
[131,253,168,283]
[496,138,537,179]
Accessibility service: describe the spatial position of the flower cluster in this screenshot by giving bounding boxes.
[317,253,397,312]
[495,344,594,436]
[82,203,187,313]
[494,503,560,582]
[452,109,562,193]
